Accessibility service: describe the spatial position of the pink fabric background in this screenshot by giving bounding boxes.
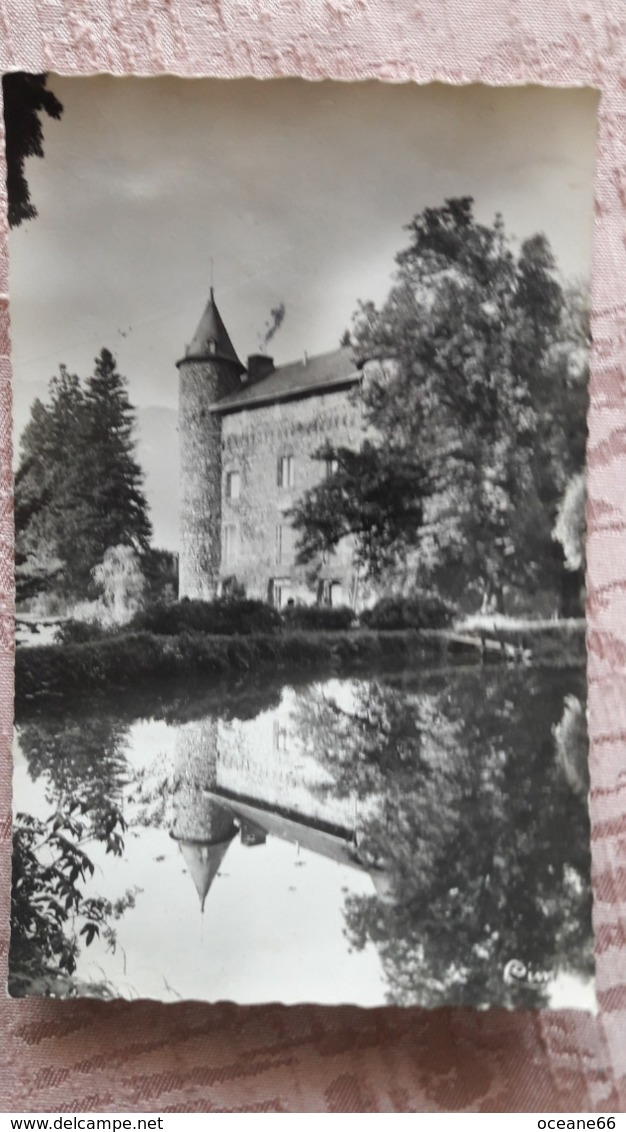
[1,0,625,1113]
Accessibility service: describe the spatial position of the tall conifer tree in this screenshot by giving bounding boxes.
[15,350,152,601]
[82,349,152,574]
[15,367,87,598]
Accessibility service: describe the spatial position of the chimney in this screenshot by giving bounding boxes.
[246,353,275,385]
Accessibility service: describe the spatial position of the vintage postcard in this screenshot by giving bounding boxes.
[7,76,597,1007]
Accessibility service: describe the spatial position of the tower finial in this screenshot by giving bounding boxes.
[210,256,214,299]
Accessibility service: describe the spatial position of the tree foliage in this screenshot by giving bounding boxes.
[290,441,426,581]
[17,700,130,830]
[82,349,153,568]
[3,72,63,228]
[16,366,89,600]
[92,545,146,625]
[293,198,589,612]
[553,472,586,573]
[10,703,142,998]
[293,665,592,1007]
[15,349,152,602]
[10,798,130,997]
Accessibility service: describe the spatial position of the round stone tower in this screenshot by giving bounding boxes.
[171,717,238,913]
[177,288,246,599]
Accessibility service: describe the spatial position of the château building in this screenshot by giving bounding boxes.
[177,288,370,608]
[173,291,398,914]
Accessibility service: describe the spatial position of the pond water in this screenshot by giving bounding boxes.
[11,662,595,1009]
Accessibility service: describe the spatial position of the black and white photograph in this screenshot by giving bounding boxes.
[8,75,597,1008]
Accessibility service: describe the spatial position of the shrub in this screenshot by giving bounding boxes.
[141,547,179,605]
[54,619,110,646]
[130,597,283,637]
[281,603,356,631]
[92,545,146,626]
[14,625,459,701]
[221,575,246,601]
[360,592,455,631]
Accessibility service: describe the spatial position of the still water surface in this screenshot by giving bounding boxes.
[12,663,594,1008]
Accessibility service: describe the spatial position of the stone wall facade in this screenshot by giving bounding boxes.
[218,386,364,606]
[216,690,357,831]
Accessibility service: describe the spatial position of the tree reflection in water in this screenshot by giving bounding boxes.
[293,666,592,1008]
[18,709,131,827]
[13,666,592,1006]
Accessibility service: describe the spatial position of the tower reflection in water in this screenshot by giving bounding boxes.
[170,704,395,915]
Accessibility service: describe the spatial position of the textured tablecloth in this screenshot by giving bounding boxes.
[1,0,626,1113]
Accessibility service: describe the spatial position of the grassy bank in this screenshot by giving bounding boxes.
[15,620,586,704]
[15,628,475,703]
[455,618,586,666]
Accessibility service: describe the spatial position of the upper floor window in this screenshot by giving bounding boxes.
[223,523,238,564]
[277,454,294,489]
[226,470,241,501]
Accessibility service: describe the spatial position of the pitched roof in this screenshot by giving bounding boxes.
[211,346,360,413]
[179,288,245,374]
[206,790,393,889]
[214,793,363,869]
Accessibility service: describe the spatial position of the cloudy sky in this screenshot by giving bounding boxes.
[8,77,599,547]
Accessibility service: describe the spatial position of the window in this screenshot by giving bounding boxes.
[318,578,343,606]
[226,470,241,501]
[276,524,295,566]
[223,523,237,564]
[277,454,294,489]
[270,578,290,608]
[273,720,289,751]
[325,457,339,478]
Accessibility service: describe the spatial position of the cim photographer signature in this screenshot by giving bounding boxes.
[503,959,554,986]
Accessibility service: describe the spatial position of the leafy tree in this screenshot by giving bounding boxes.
[17,709,130,831]
[554,472,586,573]
[3,73,63,228]
[92,545,146,625]
[11,704,140,997]
[15,366,92,599]
[293,198,589,612]
[554,693,589,797]
[9,798,130,997]
[291,441,426,582]
[142,547,179,605]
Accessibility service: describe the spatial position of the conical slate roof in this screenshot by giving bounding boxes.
[180,288,245,373]
[178,836,235,913]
